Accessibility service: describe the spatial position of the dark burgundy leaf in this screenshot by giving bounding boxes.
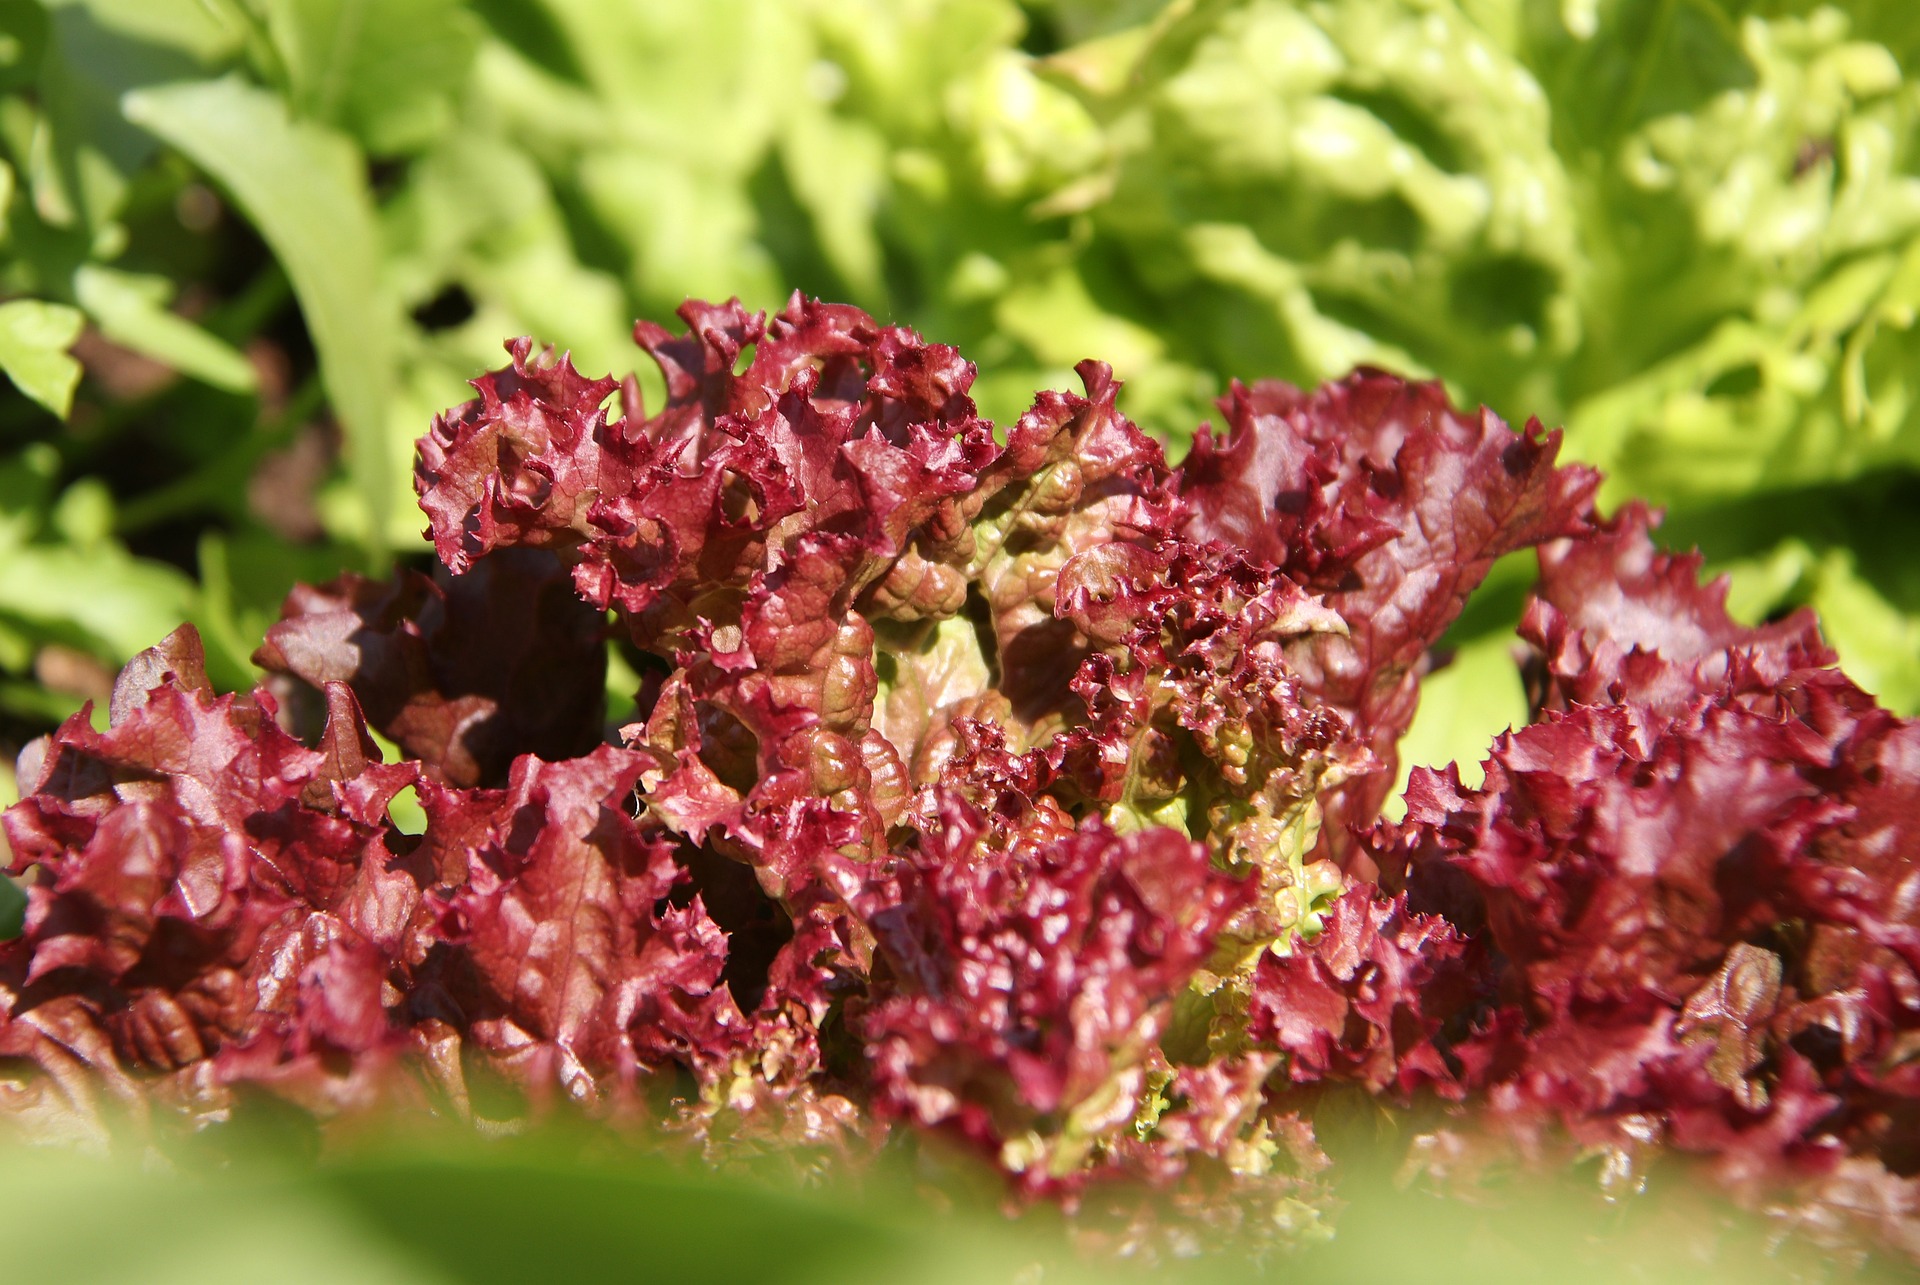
[255,548,605,787]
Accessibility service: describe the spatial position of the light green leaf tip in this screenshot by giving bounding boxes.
[0,299,86,418]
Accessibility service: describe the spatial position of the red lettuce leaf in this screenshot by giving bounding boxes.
[841,788,1256,1195]
[1247,886,1473,1098]
[1366,504,1920,1253]
[1179,373,1600,863]
[419,744,746,1118]
[1522,500,1835,716]
[11,293,1920,1265]
[1,628,428,1132]
[255,548,607,787]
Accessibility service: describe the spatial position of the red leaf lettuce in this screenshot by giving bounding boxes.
[6,294,1917,1266]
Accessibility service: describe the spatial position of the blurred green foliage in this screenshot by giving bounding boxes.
[0,1121,1904,1283]
[0,0,1917,795]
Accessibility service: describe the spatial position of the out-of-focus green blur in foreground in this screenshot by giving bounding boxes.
[4,0,1920,1273]
[0,1125,1906,1284]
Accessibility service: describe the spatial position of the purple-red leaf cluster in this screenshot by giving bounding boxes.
[1366,506,1920,1258]
[6,293,1919,1266]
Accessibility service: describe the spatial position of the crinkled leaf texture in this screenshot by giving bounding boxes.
[1369,506,1920,1263]
[8,294,1920,1266]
